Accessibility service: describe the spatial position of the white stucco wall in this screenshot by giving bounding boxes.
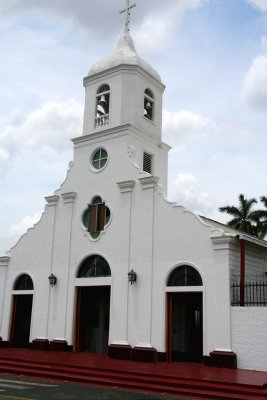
[231,307,267,371]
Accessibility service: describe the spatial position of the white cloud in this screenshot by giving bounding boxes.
[0,147,10,174]
[169,172,215,214]
[261,36,267,51]
[247,0,267,11]
[0,0,207,54]
[241,55,267,110]
[134,0,207,54]
[162,109,217,151]
[0,211,42,254]
[0,99,83,162]
[8,211,42,238]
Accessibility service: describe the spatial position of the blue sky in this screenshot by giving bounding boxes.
[0,0,267,254]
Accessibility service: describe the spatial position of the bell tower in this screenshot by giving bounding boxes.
[78,1,169,192]
[82,2,165,143]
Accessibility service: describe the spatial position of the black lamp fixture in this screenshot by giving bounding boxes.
[128,269,137,285]
[48,273,57,287]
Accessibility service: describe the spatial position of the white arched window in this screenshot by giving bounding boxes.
[77,255,111,278]
[167,265,203,287]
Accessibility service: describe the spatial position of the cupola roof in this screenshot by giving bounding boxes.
[87,32,162,82]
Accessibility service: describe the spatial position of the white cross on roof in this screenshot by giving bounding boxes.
[119,0,136,33]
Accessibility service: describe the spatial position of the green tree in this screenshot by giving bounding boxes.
[252,196,267,239]
[260,196,267,208]
[219,194,259,237]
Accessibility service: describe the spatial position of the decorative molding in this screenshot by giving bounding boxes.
[211,235,233,250]
[45,195,59,207]
[62,192,76,204]
[0,256,10,267]
[55,161,74,195]
[210,228,225,237]
[83,64,166,91]
[73,123,131,145]
[127,145,136,158]
[139,176,159,190]
[117,180,135,193]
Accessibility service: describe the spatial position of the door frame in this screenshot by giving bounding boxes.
[9,292,33,347]
[166,287,203,362]
[74,279,111,353]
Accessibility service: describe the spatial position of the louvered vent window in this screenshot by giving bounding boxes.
[143,152,152,174]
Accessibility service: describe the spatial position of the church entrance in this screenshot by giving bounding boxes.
[167,292,203,362]
[10,294,33,348]
[166,265,203,363]
[75,286,110,353]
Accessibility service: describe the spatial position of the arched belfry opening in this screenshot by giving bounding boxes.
[95,84,110,127]
[144,88,154,121]
[10,274,34,348]
[74,255,111,354]
[166,265,203,363]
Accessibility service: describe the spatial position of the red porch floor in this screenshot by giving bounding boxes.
[0,348,266,399]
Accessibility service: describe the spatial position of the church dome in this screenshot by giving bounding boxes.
[88,32,162,82]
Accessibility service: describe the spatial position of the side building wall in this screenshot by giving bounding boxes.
[229,241,267,283]
[231,307,267,371]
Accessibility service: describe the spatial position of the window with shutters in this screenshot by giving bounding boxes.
[143,152,153,174]
[82,196,110,239]
[144,88,154,121]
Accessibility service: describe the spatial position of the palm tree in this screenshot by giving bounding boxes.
[219,194,259,237]
[253,196,267,239]
[260,196,267,208]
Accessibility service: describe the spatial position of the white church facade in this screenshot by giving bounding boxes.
[1,5,267,372]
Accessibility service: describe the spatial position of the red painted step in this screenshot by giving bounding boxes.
[0,350,267,400]
[0,357,266,400]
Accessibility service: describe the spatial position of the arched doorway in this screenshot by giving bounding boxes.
[166,265,203,362]
[74,255,111,354]
[10,274,34,348]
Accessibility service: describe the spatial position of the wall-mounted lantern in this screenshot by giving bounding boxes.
[48,273,57,287]
[128,269,137,285]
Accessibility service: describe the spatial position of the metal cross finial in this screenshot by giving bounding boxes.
[119,0,136,33]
